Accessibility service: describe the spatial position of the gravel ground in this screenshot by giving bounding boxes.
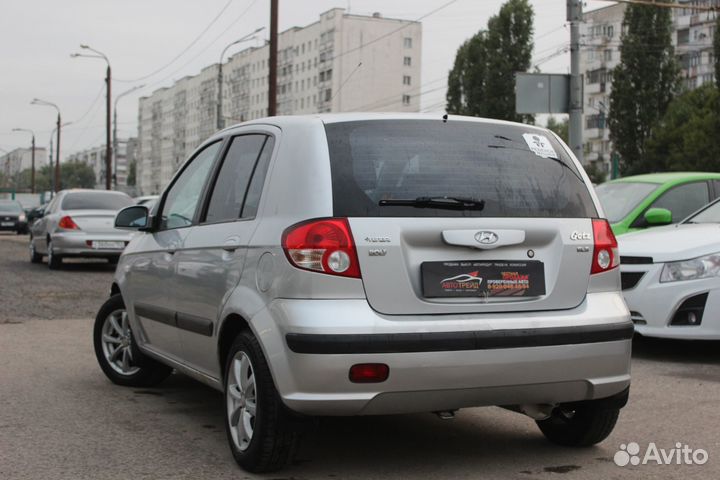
[0,233,115,323]
[1,234,719,479]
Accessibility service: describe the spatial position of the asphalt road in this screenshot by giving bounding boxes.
[1,233,719,479]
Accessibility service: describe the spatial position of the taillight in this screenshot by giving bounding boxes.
[591,218,619,274]
[58,215,80,230]
[282,218,361,278]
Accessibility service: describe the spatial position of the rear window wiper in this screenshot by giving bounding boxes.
[378,196,485,211]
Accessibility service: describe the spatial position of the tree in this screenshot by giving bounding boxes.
[546,116,568,143]
[643,84,720,172]
[608,3,680,175]
[583,162,607,185]
[446,0,533,122]
[127,160,137,187]
[715,15,720,88]
[58,161,97,189]
[446,34,488,116]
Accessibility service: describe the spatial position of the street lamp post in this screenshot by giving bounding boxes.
[217,28,265,130]
[72,45,112,190]
[113,84,145,188]
[46,122,72,195]
[31,98,61,193]
[11,128,35,193]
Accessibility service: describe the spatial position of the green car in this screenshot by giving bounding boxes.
[595,172,720,235]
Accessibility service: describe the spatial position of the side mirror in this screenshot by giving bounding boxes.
[644,207,672,226]
[115,205,149,230]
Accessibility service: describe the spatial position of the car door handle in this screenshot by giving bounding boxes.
[222,237,241,252]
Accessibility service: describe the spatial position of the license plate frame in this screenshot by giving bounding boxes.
[421,260,546,298]
[0,222,14,227]
[92,240,125,250]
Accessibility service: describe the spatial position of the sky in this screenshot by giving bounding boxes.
[0,0,609,160]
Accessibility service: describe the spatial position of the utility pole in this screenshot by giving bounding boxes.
[568,0,583,163]
[55,113,61,192]
[268,0,278,116]
[48,134,54,194]
[30,135,35,193]
[105,64,112,190]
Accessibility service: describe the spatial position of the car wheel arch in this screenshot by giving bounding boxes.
[217,313,252,379]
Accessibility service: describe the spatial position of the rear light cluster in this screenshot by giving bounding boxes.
[58,216,80,230]
[591,219,619,274]
[282,218,361,278]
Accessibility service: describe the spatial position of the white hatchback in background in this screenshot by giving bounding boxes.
[619,198,720,339]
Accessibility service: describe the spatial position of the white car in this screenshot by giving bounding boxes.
[619,199,720,339]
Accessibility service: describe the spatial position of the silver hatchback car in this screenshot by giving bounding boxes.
[94,114,632,472]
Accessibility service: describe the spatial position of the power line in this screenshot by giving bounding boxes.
[331,0,460,62]
[115,0,236,83]
[143,0,261,91]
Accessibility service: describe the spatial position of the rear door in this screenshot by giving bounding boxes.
[174,131,276,377]
[324,119,598,315]
[125,141,222,361]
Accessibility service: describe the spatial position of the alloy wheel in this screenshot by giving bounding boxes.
[100,309,140,376]
[226,351,257,452]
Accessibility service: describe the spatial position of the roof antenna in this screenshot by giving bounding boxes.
[442,113,448,123]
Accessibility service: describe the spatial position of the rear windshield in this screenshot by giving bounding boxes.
[0,202,22,213]
[325,120,596,218]
[61,192,134,211]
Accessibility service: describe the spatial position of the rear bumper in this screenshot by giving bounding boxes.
[51,231,132,257]
[251,291,633,416]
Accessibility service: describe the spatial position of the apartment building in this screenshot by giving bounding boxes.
[137,8,422,195]
[674,0,717,89]
[65,138,137,191]
[1,147,48,181]
[580,3,626,175]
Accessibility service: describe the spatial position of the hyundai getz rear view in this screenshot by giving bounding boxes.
[94,114,632,473]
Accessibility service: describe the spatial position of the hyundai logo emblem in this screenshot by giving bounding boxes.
[475,231,498,245]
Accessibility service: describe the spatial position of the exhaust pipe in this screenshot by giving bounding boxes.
[434,410,457,420]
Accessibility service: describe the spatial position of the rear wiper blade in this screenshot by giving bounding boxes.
[378,196,485,211]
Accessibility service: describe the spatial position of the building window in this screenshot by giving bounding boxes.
[603,49,612,62]
[403,75,411,85]
[326,69,332,81]
[402,94,411,106]
[325,89,332,102]
[403,56,412,66]
[319,71,325,82]
[403,37,412,48]
[678,28,690,45]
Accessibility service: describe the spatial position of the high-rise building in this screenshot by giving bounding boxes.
[674,0,717,90]
[580,1,717,178]
[137,8,422,195]
[65,137,137,191]
[580,3,626,176]
[0,147,48,184]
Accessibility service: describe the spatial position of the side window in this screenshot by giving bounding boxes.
[160,141,221,230]
[650,182,710,222]
[712,180,720,199]
[242,137,275,218]
[205,135,267,223]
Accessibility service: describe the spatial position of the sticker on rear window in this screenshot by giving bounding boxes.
[522,133,558,159]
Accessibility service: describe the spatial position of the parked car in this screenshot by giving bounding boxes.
[619,198,720,339]
[94,114,632,472]
[26,203,48,225]
[134,195,159,209]
[0,200,28,234]
[595,172,720,236]
[29,189,135,269]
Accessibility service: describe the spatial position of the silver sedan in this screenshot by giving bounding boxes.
[29,189,135,269]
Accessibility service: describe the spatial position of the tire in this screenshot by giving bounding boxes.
[537,404,620,447]
[29,238,42,264]
[47,240,62,270]
[224,331,300,473]
[93,294,172,387]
